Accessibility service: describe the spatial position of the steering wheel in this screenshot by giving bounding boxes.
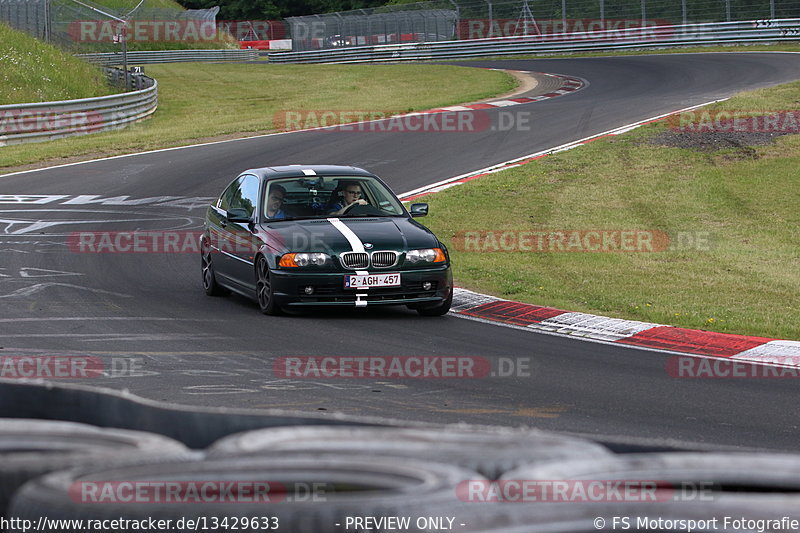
[341,202,382,216]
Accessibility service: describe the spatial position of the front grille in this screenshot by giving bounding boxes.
[371,251,399,268]
[341,252,369,269]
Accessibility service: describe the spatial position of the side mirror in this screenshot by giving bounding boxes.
[409,203,429,218]
[227,208,251,223]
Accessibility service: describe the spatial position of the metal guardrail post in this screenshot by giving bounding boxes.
[122,24,129,91]
[448,0,459,39]
[484,1,493,37]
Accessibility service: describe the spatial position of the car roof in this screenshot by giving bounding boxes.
[248,165,376,179]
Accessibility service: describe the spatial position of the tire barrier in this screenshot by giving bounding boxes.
[0,380,385,448]
[0,419,193,516]
[8,455,483,533]
[207,425,612,479]
[4,381,800,531]
[501,452,800,494]
[457,453,800,531]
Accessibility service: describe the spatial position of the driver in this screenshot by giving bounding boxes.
[328,181,367,216]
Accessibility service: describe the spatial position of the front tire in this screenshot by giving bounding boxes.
[201,236,230,297]
[416,290,452,317]
[256,256,282,315]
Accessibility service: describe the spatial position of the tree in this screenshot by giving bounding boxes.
[177,0,392,19]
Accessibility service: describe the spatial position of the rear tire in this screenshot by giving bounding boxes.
[201,236,230,297]
[256,256,282,315]
[417,290,452,317]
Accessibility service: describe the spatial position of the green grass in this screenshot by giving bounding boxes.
[0,23,112,104]
[422,81,800,340]
[89,0,185,10]
[0,63,515,169]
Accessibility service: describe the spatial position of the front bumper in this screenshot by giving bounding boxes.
[271,265,452,308]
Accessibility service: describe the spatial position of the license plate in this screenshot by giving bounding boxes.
[345,273,401,289]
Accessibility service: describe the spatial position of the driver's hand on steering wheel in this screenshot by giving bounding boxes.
[345,199,367,209]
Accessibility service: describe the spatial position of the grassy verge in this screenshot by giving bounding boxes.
[422,82,800,340]
[0,63,515,170]
[0,23,112,104]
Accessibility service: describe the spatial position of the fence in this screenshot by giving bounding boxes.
[287,7,458,51]
[1,0,220,49]
[0,0,50,40]
[285,0,800,51]
[0,67,157,146]
[269,18,800,63]
[79,49,259,66]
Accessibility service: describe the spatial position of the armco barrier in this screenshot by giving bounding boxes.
[269,18,800,63]
[0,68,157,146]
[79,48,259,66]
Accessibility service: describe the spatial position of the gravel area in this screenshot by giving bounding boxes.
[650,130,795,152]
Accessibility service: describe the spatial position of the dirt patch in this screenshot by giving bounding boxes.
[650,130,793,151]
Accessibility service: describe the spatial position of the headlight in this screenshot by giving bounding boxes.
[279,253,331,268]
[405,248,446,264]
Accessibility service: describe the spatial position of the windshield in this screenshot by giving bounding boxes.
[262,175,406,221]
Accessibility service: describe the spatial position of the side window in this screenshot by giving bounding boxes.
[217,177,241,212]
[233,175,259,218]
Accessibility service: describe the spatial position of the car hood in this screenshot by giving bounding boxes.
[260,217,440,255]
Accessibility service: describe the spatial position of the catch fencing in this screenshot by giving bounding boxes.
[270,18,800,63]
[0,0,50,40]
[283,0,800,51]
[0,0,219,49]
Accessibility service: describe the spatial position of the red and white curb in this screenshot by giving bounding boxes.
[315,72,586,131]
[398,99,725,202]
[396,98,800,364]
[451,288,800,362]
[419,72,585,114]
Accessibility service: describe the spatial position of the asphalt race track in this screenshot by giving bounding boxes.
[1,53,799,451]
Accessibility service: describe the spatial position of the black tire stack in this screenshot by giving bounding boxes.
[4,422,800,532]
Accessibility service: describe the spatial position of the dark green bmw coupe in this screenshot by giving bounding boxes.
[201,165,453,316]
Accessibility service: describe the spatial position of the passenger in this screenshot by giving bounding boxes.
[265,184,287,219]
